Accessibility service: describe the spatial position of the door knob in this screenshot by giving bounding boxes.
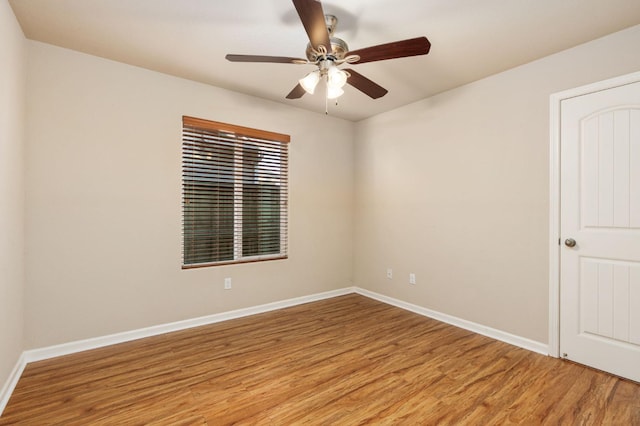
[564,238,576,248]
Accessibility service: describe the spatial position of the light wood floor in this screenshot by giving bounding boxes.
[1,294,639,425]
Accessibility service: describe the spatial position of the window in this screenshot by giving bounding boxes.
[182,116,289,268]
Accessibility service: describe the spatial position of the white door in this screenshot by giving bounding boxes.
[560,80,640,382]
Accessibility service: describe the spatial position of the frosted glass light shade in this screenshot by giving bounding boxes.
[299,70,320,94]
[327,86,344,99]
[327,66,347,89]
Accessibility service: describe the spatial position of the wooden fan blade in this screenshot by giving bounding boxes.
[286,83,306,99]
[292,0,331,52]
[347,37,431,64]
[344,69,388,99]
[226,54,306,64]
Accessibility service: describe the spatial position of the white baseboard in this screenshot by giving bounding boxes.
[24,287,356,363]
[355,288,549,355]
[2,285,548,416]
[0,352,27,417]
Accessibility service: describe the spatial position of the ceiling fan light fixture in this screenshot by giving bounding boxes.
[299,70,320,94]
[327,66,348,89]
[226,1,432,106]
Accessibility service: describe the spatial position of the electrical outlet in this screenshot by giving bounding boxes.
[409,273,416,285]
[386,268,393,279]
[224,277,232,290]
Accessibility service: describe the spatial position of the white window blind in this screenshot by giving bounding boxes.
[182,116,289,268]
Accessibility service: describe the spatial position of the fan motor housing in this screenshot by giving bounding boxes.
[306,37,349,62]
[305,15,348,62]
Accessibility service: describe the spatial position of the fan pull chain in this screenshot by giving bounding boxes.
[325,83,329,115]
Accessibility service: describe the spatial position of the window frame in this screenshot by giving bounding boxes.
[181,116,290,269]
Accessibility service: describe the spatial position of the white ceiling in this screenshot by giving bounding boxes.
[9,0,640,121]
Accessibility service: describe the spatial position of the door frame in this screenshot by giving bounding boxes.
[548,70,640,358]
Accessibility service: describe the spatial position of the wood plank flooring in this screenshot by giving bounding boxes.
[1,294,639,425]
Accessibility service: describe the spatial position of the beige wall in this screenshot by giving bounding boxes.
[354,25,640,344]
[24,42,354,348]
[0,0,26,387]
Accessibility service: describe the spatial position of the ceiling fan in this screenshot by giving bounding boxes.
[225,0,431,102]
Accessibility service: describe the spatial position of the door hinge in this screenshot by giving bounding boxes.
[558,238,561,246]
